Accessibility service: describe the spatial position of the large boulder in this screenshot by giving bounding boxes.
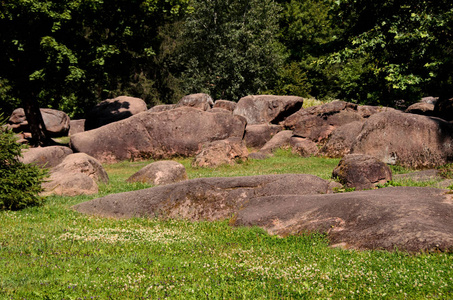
[20,146,73,168]
[332,154,392,190]
[69,119,85,136]
[42,173,98,197]
[319,121,364,158]
[127,161,187,186]
[357,105,395,118]
[73,174,339,220]
[244,124,283,149]
[148,104,176,113]
[233,95,304,125]
[84,96,147,131]
[351,110,453,168]
[175,93,214,111]
[213,100,237,112]
[8,108,70,137]
[433,97,453,121]
[71,107,246,163]
[405,102,435,116]
[51,153,109,184]
[73,176,453,252]
[42,153,108,196]
[283,101,363,143]
[289,137,319,157]
[192,138,248,168]
[259,130,293,154]
[234,187,453,252]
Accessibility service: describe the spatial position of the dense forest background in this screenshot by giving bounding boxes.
[1,0,453,118]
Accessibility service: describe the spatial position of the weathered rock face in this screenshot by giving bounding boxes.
[73,174,338,220]
[42,153,108,196]
[289,137,319,157]
[421,96,439,104]
[175,93,214,111]
[332,154,392,190]
[357,105,395,118]
[259,130,293,154]
[283,101,363,143]
[69,119,85,136]
[234,187,453,252]
[405,102,435,116]
[8,108,70,137]
[244,124,283,149]
[20,146,73,168]
[351,111,453,168]
[148,104,176,113]
[42,173,98,197]
[73,175,453,252]
[127,161,187,186]
[213,100,237,112]
[433,97,453,121]
[319,121,364,158]
[192,138,248,168]
[51,153,109,184]
[233,95,304,125]
[71,107,247,163]
[85,96,147,131]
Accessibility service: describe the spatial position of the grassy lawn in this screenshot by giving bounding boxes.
[1,150,453,299]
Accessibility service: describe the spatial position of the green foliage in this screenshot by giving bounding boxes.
[278,0,345,100]
[266,62,311,97]
[177,0,285,101]
[0,120,47,210]
[0,0,192,116]
[324,0,453,105]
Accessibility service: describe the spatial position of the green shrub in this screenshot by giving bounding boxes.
[0,120,47,210]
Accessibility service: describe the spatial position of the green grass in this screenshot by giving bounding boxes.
[1,150,453,299]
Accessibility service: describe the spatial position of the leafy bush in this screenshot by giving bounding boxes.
[0,120,47,210]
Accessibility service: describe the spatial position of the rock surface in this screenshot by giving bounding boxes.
[234,187,453,252]
[244,124,283,149]
[233,95,304,125]
[71,107,246,163]
[85,96,147,130]
[289,137,319,157]
[42,153,108,196]
[283,101,363,142]
[433,97,453,121]
[73,174,337,221]
[20,146,73,168]
[148,104,176,113]
[73,177,453,252]
[405,102,435,116]
[69,119,85,136]
[127,161,187,186]
[351,110,453,168]
[42,173,98,197]
[319,121,364,158]
[8,108,70,137]
[213,100,237,112]
[332,154,392,190]
[51,153,109,184]
[192,138,248,168]
[175,93,214,111]
[259,130,293,154]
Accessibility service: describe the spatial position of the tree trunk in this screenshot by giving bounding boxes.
[22,93,51,147]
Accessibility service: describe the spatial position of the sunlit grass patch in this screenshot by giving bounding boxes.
[2,151,453,299]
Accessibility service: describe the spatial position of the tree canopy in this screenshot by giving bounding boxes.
[1,0,453,143]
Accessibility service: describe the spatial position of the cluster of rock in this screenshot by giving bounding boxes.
[73,174,453,252]
[11,93,453,252]
[11,93,453,192]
